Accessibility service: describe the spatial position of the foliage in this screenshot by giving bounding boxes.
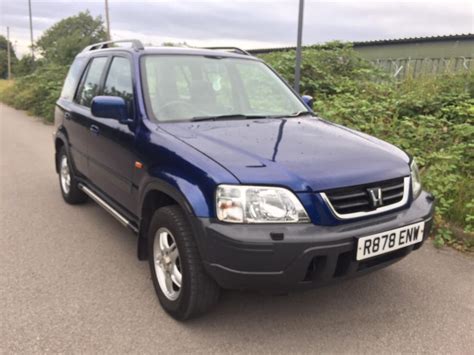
[262,45,473,250]
[261,42,386,96]
[433,226,453,248]
[162,41,189,47]
[35,11,107,65]
[0,80,14,95]
[0,11,107,123]
[0,63,68,121]
[14,55,37,77]
[0,35,18,79]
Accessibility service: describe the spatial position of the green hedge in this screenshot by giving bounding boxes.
[0,63,68,122]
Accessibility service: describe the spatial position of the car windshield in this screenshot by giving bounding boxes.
[141,55,309,122]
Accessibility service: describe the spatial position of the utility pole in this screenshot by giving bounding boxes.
[105,0,111,40]
[28,0,35,59]
[294,0,305,93]
[7,27,11,80]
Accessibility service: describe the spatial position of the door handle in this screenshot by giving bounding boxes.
[90,124,100,135]
[64,112,71,120]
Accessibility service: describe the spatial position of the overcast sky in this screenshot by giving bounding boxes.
[2,0,473,57]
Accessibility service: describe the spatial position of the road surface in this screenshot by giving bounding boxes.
[1,103,473,353]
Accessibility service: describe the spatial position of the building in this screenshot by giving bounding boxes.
[248,34,474,78]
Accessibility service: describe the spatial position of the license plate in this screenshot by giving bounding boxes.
[356,221,425,260]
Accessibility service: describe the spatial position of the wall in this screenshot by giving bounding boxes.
[353,38,474,78]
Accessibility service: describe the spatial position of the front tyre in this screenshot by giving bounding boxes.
[148,205,220,320]
[57,147,87,204]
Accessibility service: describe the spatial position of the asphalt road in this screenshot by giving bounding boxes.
[1,103,473,354]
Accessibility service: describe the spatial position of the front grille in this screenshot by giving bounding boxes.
[323,177,407,217]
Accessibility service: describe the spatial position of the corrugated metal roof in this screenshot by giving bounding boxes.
[353,33,474,46]
[247,33,474,54]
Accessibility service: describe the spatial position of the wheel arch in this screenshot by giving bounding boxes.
[137,180,206,261]
[54,129,70,173]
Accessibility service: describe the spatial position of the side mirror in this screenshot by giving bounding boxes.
[301,95,314,109]
[91,96,129,123]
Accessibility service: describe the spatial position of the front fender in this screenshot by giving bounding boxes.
[136,126,240,218]
[138,177,198,218]
[139,165,219,218]
[133,123,240,260]
[136,175,218,262]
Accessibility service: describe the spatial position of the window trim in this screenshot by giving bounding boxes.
[140,54,260,123]
[60,57,88,101]
[139,53,311,124]
[74,55,110,108]
[102,55,135,118]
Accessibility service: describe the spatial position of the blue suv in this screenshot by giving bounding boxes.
[54,39,434,320]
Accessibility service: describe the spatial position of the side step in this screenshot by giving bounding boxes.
[78,184,138,234]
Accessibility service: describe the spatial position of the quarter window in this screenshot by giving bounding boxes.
[76,57,108,107]
[61,57,86,100]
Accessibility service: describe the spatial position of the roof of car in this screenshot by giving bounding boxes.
[141,46,256,59]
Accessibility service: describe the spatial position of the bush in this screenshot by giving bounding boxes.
[0,11,107,122]
[13,55,37,77]
[262,42,386,96]
[0,63,68,122]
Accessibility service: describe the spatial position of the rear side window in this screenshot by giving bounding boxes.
[103,57,134,115]
[76,57,108,107]
[60,57,86,100]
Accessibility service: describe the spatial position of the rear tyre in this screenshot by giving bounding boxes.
[148,205,220,320]
[57,147,87,204]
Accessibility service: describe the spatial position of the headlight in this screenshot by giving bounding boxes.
[216,185,310,223]
[410,159,422,199]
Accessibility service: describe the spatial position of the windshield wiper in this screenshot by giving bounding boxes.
[191,114,268,122]
[261,111,315,119]
[191,111,314,122]
[280,111,314,118]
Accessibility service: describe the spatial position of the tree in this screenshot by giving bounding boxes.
[14,54,36,77]
[35,11,107,65]
[0,35,18,79]
[162,41,188,47]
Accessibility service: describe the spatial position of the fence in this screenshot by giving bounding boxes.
[371,56,473,79]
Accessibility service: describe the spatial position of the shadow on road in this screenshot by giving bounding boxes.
[199,269,404,320]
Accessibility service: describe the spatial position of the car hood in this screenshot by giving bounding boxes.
[160,117,410,192]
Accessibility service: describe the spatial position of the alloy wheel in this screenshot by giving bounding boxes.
[60,155,71,195]
[153,227,182,300]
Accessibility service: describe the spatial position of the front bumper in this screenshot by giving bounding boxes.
[196,191,435,291]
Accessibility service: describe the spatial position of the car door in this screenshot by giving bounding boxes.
[68,56,109,178]
[87,54,137,213]
[55,56,90,177]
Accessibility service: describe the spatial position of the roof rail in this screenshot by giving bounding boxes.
[203,47,251,56]
[82,39,145,52]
